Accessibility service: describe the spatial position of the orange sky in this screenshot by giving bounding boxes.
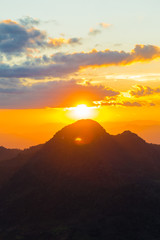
[0,105,159,149]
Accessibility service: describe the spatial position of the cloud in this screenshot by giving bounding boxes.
[133,45,160,60]
[18,16,58,27]
[89,28,101,36]
[120,101,142,107]
[0,44,160,78]
[130,85,160,97]
[68,38,82,44]
[0,62,78,78]
[52,44,160,67]
[99,22,111,28]
[0,79,120,108]
[0,20,46,55]
[89,22,111,36]
[48,37,81,48]
[96,101,142,107]
[0,78,157,109]
[0,19,82,56]
[18,16,40,28]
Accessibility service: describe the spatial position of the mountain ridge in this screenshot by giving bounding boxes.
[0,119,160,239]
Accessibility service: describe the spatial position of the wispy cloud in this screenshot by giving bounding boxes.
[99,22,111,28]
[89,28,101,36]
[93,100,142,107]
[89,22,111,36]
[18,16,58,26]
[93,98,154,107]
[130,85,160,97]
[48,37,81,48]
[18,16,40,28]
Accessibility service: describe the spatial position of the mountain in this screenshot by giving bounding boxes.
[0,144,43,189]
[0,119,160,240]
[0,146,21,162]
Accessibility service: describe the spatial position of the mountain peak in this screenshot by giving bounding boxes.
[50,119,108,145]
[115,130,146,146]
[121,130,145,141]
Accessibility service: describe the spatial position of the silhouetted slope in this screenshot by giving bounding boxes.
[0,146,21,162]
[114,130,160,177]
[0,144,43,189]
[0,120,160,240]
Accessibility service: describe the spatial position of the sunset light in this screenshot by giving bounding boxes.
[75,137,83,145]
[74,104,91,119]
[64,104,99,121]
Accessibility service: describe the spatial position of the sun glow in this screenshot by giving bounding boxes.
[75,137,83,145]
[65,104,99,120]
[73,104,92,119]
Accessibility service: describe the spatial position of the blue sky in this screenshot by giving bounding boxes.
[1,0,160,49]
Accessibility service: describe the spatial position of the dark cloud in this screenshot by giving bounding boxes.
[0,62,78,78]
[0,19,81,57]
[0,79,120,108]
[0,78,24,87]
[52,45,160,67]
[68,38,82,44]
[0,18,107,64]
[133,44,160,60]
[0,44,160,78]
[130,85,160,97]
[0,20,46,55]
[0,78,28,94]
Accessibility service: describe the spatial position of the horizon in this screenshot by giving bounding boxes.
[1,118,159,149]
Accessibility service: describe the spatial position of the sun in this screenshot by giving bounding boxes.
[66,104,98,120]
[74,104,92,119]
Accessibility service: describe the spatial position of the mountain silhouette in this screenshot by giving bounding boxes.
[0,146,21,162]
[0,144,42,189]
[0,119,160,240]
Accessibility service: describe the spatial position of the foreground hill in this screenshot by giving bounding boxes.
[0,119,160,240]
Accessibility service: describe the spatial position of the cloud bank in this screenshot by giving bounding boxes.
[0,44,160,78]
[0,79,120,108]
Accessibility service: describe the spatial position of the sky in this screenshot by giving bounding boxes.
[0,0,160,148]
